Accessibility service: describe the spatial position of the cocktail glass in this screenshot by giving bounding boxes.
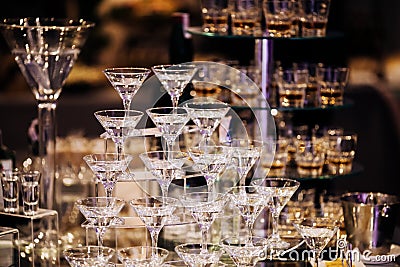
[292,217,340,267]
[83,153,133,197]
[152,64,197,108]
[130,196,179,248]
[75,197,125,247]
[175,243,224,267]
[184,99,230,145]
[117,246,169,267]
[256,178,300,250]
[139,150,188,199]
[179,192,227,252]
[63,246,115,267]
[188,145,231,193]
[220,236,267,267]
[227,186,269,240]
[0,18,94,210]
[146,107,190,153]
[103,67,151,111]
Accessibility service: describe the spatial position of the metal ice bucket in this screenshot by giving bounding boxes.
[341,192,400,255]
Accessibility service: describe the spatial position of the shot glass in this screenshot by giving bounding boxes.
[1,170,20,213]
[263,0,295,37]
[229,0,262,36]
[19,170,41,216]
[200,0,230,34]
[277,69,308,108]
[326,133,357,175]
[295,139,325,177]
[316,66,349,107]
[301,0,331,37]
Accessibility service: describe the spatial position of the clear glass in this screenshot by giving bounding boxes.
[175,243,224,267]
[0,18,94,210]
[117,246,169,266]
[221,236,267,267]
[63,246,115,267]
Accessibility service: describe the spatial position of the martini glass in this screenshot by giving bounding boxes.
[175,243,224,267]
[256,178,300,250]
[146,107,190,153]
[75,197,125,247]
[63,246,115,267]
[184,99,230,145]
[292,217,340,267]
[83,153,133,197]
[117,246,169,267]
[152,64,197,108]
[103,67,151,111]
[188,145,231,193]
[0,18,94,210]
[139,150,188,199]
[179,192,227,252]
[130,195,179,248]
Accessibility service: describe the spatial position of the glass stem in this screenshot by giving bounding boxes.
[95,226,106,247]
[271,213,280,240]
[123,99,131,111]
[150,229,160,248]
[171,96,179,108]
[200,227,209,252]
[38,101,57,210]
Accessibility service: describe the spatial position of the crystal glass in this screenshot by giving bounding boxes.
[130,196,179,248]
[94,109,143,156]
[63,246,115,267]
[152,64,197,108]
[292,217,340,267]
[179,192,227,251]
[175,243,224,267]
[220,236,267,267]
[76,197,125,247]
[117,246,169,267]
[188,145,231,193]
[256,178,300,249]
[83,153,133,197]
[0,18,94,210]
[184,99,230,145]
[139,150,188,199]
[146,107,190,152]
[103,67,151,111]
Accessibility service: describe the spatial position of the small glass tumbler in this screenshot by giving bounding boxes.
[268,138,289,177]
[229,0,262,36]
[1,170,20,213]
[295,139,326,177]
[263,0,295,37]
[326,133,357,175]
[317,66,349,107]
[277,69,308,108]
[20,170,41,216]
[200,0,230,34]
[301,0,331,37]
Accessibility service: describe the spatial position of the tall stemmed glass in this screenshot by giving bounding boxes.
[292,217,340,267]
[256,178,300,250]
[0,18,94,210]
[83,153,133,198]
[139,150,188,199]
[130,195,179,248]
[179,192,227,252]
[76,197,125,247]
[103,67,151,111]
[152,64,197,108]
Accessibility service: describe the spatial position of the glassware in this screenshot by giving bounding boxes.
[83,153,133,197]
[103,67,151,111]
[256,178,300,249]
[63,246,115,267]
[292,217,340,267]
[130,195,179,247]
[179,192,227,251]
[0,18,94,210]
[117,246,169,266]
[152,64,197,108]
[175,243,224,267]
[75,197,125,247]
[139,150,188,199]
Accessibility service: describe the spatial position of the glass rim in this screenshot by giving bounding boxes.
[0,17,95,29]
[103,67,151,74]
[117,245,169,254]
[94,109,144,116]
[146,106,188,114]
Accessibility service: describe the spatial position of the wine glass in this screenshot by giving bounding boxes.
[151,64,197,108]
[0,18,94,210]
[83,153,133,197]
[292,217,340,267]
[139,150,188,199]
[256,178,300,250]
[175,243,224,267]
[146,107,190,153]
[75,197,125,247]
[63,246,115,267]
[220,235,267,267]
[117,246,169,266]
[179,192,227,252]
[104,67,151,111]
[184,99,231,145]
[130,195,179,248]
[188,145,231,193]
